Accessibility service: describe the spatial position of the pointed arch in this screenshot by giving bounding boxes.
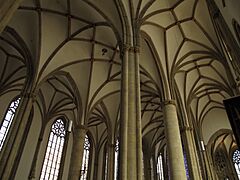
[0,96,20,150]
[40,118,66,180]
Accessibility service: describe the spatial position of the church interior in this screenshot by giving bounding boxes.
[0,0,240,179]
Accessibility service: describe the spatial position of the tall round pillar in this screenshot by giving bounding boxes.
[69,126,87,180]
[163,100,187,180]
[119,45,143,180]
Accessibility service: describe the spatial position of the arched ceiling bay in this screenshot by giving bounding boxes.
[4,0,236,154]
[139,0,234,145]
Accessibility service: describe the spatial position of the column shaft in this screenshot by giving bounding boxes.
[119,46,143,180]
[182,127,202,179]
[107,144,115,180]
[163,100,187,180]
[69,127,87,180]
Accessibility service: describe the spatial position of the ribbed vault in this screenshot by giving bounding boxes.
[2,0,237,164]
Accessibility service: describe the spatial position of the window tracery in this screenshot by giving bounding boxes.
[157,154,164,180]
[114,140,119,180]
[233,149,240,179]
[0,97,20,150]
[80,135,90,180]
[40,119,66,180]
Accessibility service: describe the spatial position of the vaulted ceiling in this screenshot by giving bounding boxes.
[0,0,235,155]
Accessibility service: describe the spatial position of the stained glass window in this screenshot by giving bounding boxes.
[105,152,108,180]
[157,154,164,180]
[233,149,240,179]
[183,150,190,179]
[0,97,20,150]
[40,119,66,180]
[114,140,119,180]
[80,135,90,180]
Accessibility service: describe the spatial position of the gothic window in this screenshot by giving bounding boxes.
[0,97,20,150]
[183,150,190,179]
[114,140,119,180]
[214,150,229,179]
[157,154,164,180]
[80,135,91,180]
[104,145,108,180]
[40,119,66,180]
[233,149,240,179]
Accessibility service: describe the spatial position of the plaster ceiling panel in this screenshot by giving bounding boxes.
[21,0,36,6]
[73,28,93,39]
[140,38,161,86]
[39,12,68,70]
[224,135,234,154]
[202,108,231,144]
[141,25,167,77]
[8,10,38,58]
[178,61,196,72]
[109,63,121,79]
[210,93,224,103]
[174,71,186,99]
[95,26,117,46]
[181,21,214,50]
[141,110,154,127]
[70,0,105,23]
[195,58,211,65]
[102,93,120,129]
[94,44,114,61]
[63,62,91,115]
[176,41,210,65]
[194,0,220,51]
[166,25,183,69]
[174,0,195,21]
[41,0,68,12]
[0,39,20,58]
[196,95,209,120]
[88,62,110,101]
[211,61,228,80]
[38,83,56,110]
[71,19,90,35]
[89,81,120,111]
[185,69,199,97]
[143,0,170,15]
[40,40,92,81]
[86,0,123,37]
[190,98,198,116]
[147,11,175,29]
[199,66,226,84]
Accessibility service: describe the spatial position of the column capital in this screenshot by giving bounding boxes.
[134,46,140,53]
[77,125,88,131]
[122,44,131,51]
[180,126,193,132]
[21,92,37,102]
[108,143,115,148]
[163,99,176,106]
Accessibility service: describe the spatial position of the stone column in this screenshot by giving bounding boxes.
[181,126,202,180]
[69,126,87,180]
[119,45,143,180]
[142,153,151,180]
[0,0,23,33]
[107,144,115,180]
[28,128,44,180]
[203,149,217,180]
[0,92,34,180]
[163,100,187,180]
